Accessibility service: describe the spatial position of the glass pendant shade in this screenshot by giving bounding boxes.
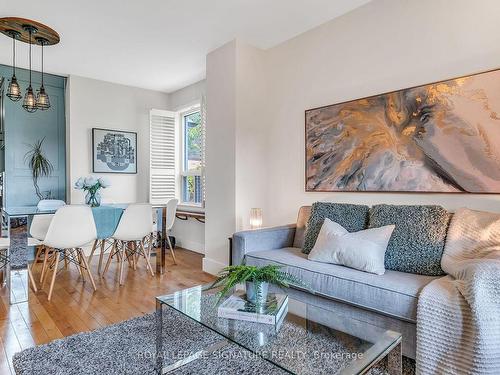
[36,39,50,110]
[22,26,37,113]
[22,85,37,113]
[36,85,50,110]
[6,75,22,101]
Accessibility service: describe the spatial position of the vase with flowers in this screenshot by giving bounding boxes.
[74,176,109,207]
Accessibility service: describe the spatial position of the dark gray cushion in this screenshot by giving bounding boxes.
[368,204,451,276]
[302,202,369,254]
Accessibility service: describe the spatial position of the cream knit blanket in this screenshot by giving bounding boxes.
[416,207,500,374]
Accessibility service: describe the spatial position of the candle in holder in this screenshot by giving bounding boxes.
[250,208,263,229]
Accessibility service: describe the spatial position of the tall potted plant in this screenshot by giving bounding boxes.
[24,137,54,200]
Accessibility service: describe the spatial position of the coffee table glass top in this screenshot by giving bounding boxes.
[156,285,401,374]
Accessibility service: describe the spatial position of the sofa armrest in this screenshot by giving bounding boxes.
[232,224,296,265]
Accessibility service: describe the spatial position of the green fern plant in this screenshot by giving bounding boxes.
[209,264,307,303]
[24,137,54,200]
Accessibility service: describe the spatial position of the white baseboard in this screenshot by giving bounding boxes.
[202,257,226,275]
[176,239,204,254]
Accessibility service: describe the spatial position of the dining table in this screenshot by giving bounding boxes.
[1,203,174,304]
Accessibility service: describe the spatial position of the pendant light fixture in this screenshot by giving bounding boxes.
[0,17,60,114]
[22,25,37,113]
[36,37,50,110]
[6,30,22,101]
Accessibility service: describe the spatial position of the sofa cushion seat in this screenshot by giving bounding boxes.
[245,247,441,322]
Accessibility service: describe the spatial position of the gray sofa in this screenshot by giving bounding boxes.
[232,206,442,359]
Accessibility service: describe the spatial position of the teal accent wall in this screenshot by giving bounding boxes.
[0,64,66,206]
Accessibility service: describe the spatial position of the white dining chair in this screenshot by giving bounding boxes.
[103,203,154,285]
[42,205,97,301]
[29,200,66,282]
[163,198,179,264]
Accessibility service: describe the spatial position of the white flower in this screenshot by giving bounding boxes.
[74,177,84,189]
[84,176,98,188]
[98,177,110,188]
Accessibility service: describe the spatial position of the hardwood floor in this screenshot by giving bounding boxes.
[0,248,214,374]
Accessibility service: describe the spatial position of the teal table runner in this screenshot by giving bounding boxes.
[91,206,124,240]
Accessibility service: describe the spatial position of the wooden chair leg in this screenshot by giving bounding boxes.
[139,240,155,276]
[130,242,137,271]
[27,264,38,292]
[41,249,56,288]
[118,242,126,285]
[76,250,85,282]
[87,239,99,267]
[32,246,43,272]
[148,234,154,262]
[103,240,117,277]
[98,240,105,275]
[40,247,50,282]
[166,235,177,265]
[48,252,60,301]
[78,248,97,292]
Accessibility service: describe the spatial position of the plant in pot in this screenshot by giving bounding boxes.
[210,264,306,307]
[24,137,54,201]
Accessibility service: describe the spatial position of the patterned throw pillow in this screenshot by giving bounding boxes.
[368,204,451,276]
[302,202,369,254]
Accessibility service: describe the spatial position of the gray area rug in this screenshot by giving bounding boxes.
[13,303,415,374]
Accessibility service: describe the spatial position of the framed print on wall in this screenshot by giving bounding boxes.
[92,128,137,174]
[305,68,500,193]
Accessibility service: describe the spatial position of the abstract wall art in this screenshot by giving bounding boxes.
[305,69,500,193]
[92,128,137,174]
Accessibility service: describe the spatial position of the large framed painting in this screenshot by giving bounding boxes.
[92,128,137,174]
[305,69,500,193]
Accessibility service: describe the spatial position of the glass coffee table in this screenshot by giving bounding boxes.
[155,285,402,374]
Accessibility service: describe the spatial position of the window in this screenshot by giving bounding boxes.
[181,109,204,205]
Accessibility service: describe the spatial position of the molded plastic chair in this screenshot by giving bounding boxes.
[29,200,66,282]
[103,203,155,285]
[42,205,97,300]
[163,198,179,264]
[29,200,66,242]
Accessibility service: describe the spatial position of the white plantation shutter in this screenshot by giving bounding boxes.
[149,109,177,204]
[200,95,207,207]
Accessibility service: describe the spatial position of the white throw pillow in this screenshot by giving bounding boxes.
[308,218,395,275]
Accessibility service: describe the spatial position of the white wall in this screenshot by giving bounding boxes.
[169,80,206,111]
[66,75,169,204]
[234,43,269,230]
[168,80,206,253]
[262,0,500,225]
[204,41,238,274]
[202,0,500,273]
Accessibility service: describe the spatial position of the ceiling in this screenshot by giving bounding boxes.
[0,0,370,93]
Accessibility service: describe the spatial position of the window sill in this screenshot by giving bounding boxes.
[178,203,205,214]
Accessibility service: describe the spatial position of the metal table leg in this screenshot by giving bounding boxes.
[156,207,166,274]
[7,214,29,304]
[155,299,163,374]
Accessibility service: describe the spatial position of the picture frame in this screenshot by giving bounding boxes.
[305,68,500,194]
[92,128,137,174]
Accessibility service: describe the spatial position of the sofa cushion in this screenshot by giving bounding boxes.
[302,202,369,254]
[245,247,440,322]
[293,206,311,248]
[369,204,451,276]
